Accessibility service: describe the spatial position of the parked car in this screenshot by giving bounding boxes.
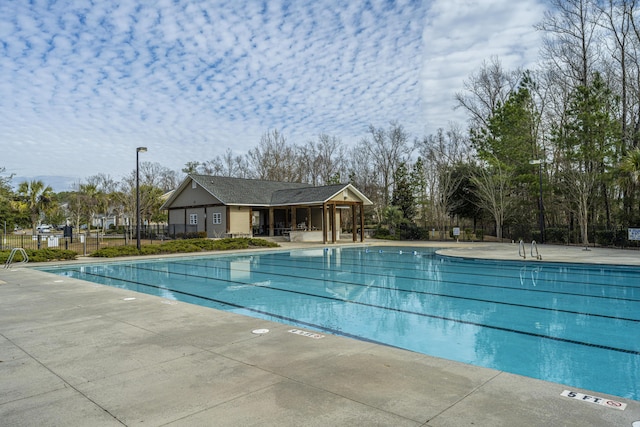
[36,224,52,233]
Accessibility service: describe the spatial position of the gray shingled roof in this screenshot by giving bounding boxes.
[270,184,347,205]
[166,175,372,207]
[190,175,312,205]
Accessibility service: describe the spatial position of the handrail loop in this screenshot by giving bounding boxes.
[4,248,29,269]
[518,240,526,259]
[531,240,542,260]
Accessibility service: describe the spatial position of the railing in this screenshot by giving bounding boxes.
[4,248,29,269]
[519,240,542,261]
[531,240,542,260]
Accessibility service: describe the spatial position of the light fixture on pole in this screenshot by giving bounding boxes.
[136,147,147,251]
[529,159,544,244]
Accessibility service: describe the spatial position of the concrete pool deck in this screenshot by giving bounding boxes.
[1,242,639,426]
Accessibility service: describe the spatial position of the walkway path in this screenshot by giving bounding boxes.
[1,242,639,426]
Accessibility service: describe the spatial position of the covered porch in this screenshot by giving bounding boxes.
[251,201,365,244]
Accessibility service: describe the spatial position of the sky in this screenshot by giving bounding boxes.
[1,0,547,190]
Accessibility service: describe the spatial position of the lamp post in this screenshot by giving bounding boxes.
[136,147,147,251]
[529,159,544,243]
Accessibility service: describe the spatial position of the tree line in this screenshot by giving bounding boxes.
[4,0,640,246]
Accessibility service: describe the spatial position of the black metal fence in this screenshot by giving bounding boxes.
[1,225,172,256]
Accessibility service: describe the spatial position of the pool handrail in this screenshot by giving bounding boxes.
[531,240,542,260]
[4,247,29,269]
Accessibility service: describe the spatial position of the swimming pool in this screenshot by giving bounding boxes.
[39,246,640,401]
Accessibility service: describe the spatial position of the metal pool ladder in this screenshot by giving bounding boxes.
[4,248,29,268]
[531,240,542,260]
[518,240,542,260]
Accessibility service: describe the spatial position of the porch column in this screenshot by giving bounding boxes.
[352,204,357,242]
[331,204,336,243]
[268,208,274,237]
[307,207,311,230]
[359,203,365,242]
[322,203,327,244]
[291,207,297,230]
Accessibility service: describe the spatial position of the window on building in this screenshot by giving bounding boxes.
[189,213,198,225]
[212,212,222,224]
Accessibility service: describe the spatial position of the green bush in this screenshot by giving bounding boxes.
[398,224,430,240]
[372,226,399,240]
[177,231,207,239]
[0,248,77,263]
[89,237,279,258]
[595,230,615,246]
[91,246,141,257]
[545,227,569,244]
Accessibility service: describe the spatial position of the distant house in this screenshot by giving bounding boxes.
[161,174,373,243]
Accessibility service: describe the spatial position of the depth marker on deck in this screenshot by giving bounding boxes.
[561,390,627,410]
[288,329,325,339]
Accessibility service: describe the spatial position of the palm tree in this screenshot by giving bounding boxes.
[17,180,54,234]
[621,147,640,181]
[620,148,640,225]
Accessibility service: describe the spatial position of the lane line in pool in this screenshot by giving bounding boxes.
[166,260,640,323]
[73,268,640,356]
[177,257,640,303]
[68,269,397,348]
[263,251,640,292]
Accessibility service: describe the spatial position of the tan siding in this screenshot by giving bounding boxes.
[328,188,359,203]
[229,206,251,234]
[171,178,222,208]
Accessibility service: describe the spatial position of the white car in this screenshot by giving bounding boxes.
[36,225,52,233]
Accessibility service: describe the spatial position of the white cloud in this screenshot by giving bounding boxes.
[421,0,546,132]
[0,0,546,185]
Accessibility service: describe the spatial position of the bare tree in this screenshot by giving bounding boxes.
[560,166,599,245]
[470,160,515,242]
[136,162,180,193]
[299,133,347,185]
[346,147,383,222]
[416,126,471,238]
[201,148,246,177]
[247,129,301,182]
[359,121,412,207]
[455,57,521,132]
[536,0,603,88]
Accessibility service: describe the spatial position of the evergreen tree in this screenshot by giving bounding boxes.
[391,162,415,220]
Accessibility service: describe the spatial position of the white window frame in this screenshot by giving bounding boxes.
[189,213,198,225]
[212,212,222,224]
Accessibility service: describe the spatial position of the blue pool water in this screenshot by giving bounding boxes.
[39,246,640,401]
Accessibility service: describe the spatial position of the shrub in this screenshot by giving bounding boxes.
[545,227,568,244]
[372,226,399,240]
[89,237,279,258]
[0,248,78,263]
[398,224,429,240]
[182,231,207,239]
[595,230,615,246]
[91,246,141,257]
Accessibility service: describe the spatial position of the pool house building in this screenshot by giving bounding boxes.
[161,174,373,243]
